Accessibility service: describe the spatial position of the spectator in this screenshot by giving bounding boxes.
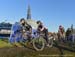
[58,25,65,42]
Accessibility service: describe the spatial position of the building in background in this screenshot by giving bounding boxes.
[26,4,38,29]
[0,22,12,38]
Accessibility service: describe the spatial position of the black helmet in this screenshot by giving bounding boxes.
[37,20,42,24]
[20,18,25,22]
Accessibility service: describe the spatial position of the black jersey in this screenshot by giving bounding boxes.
[37,24,44,32]
[38,24,43,29]
[22,24,32,31]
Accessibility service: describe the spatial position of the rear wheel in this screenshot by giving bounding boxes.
[48,36,54,47]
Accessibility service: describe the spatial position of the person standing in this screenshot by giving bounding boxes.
[58,25,65,42]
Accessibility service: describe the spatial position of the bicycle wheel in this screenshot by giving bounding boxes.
[48,36,54,47]
[32,36,45,51]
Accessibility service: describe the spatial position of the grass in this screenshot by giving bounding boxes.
[0,38,75,57]
[0,39,13,48]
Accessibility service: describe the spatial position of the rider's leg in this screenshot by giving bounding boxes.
[27,33,32,42]
[43,29,49,44]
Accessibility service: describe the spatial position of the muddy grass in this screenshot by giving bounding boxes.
[0,39,75,57]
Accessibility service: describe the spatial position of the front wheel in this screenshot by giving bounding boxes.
[32,36,45,51]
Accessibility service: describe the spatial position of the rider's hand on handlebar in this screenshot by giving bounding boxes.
[23,30,26,32]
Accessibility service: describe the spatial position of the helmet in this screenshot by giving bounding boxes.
[20,18,25,22]
[59,25,63,30]
[37,21,42,24]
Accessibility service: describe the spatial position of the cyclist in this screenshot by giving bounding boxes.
[20,18,32,42]
[36,21,49,46]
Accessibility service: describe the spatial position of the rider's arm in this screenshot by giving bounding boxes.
[41,27,44,31]
[29,28,32,33]
[29,25,32,33]
[40,25,47,31]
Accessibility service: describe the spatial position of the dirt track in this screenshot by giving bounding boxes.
[0,46,74,57]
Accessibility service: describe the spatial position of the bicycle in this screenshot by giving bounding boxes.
[10,23,54,51]
[32,32,54,51]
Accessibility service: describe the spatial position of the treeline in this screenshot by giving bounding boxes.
[0,22,12,30]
